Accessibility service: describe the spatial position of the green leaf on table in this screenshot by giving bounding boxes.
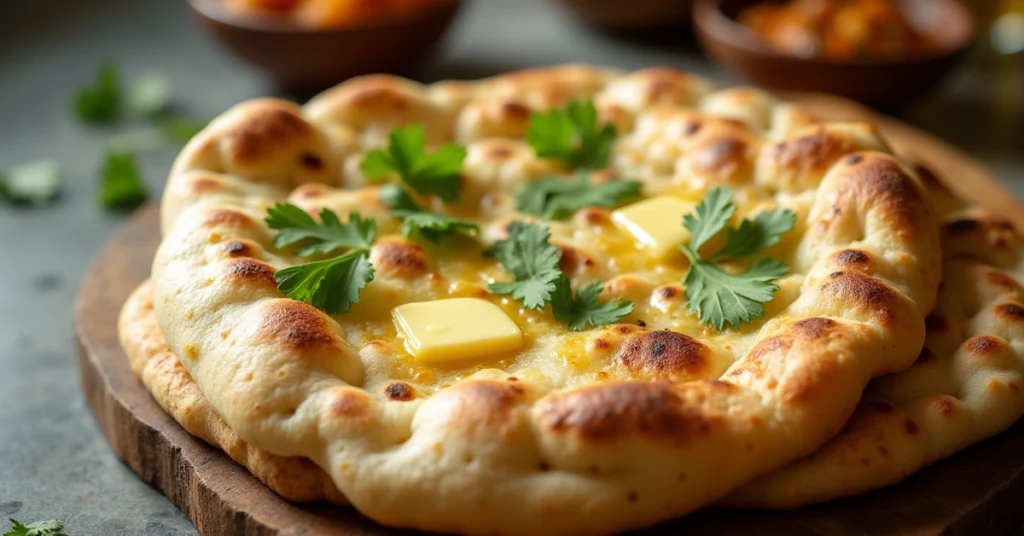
[4,518,67,536]
[98,151,148,210]
[0,160,61,207]
[74,61,120,123]
[126,73,170,118]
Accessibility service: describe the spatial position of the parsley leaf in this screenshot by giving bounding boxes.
[75,61,119,123]
[378,184,479,242]
[265,203,375,256]
[488,221,564,310]
[527,100,617,170]
[682,258,790,330]
[391,210,479,242]
[273,250,375,315]
[360,125,466,203]
[5,518,67,536]
[0,160,61,207]
[551,276,634,331]
[683,186,735,252]
[517,172,641,220]
[489,221,633,329]
[713,208,797,261]
[679,188,796,330]
[99,151,148,210]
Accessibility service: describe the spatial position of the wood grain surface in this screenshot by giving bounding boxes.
[75,96,1024,536]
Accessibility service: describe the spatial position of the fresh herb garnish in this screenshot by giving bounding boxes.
[74,61,119,123]
[274,249,375,315]
[488,221,564,310]
[0,160,61,207]
[378,184,478,242]
[159,116,211,143]
[266,203,375,256]
[266,203,377,314]
[126,73,170,118]
[517,172,641,220]
[99,151,148,210]
[551,276,634,331]
[679,187,796,330]
[360,125,466,203]
[527,100,617,170]
[489,221,632,330]
[4,518,67,536]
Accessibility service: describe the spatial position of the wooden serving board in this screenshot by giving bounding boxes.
[75,95,1024,536]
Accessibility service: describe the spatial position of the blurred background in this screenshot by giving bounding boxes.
[0,0,1021,534]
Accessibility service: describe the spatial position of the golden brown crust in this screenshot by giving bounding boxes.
[133,64,944,535]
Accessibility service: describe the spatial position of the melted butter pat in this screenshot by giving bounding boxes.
[612,196,696,258]
[392,298,524,363]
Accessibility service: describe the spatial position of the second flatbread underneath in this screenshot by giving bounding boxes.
[726,206,1024,508]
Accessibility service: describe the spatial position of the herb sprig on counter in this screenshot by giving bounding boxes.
[680,187,796,330]
[489,221,633,330]
[362,125,478,242]
[4,518,67,536]
[527,100,617,170]
[0,160,61,207]
[266,203,377,314]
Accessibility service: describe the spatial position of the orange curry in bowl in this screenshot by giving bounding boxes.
[227,0,454,29]
[738,0,938,60]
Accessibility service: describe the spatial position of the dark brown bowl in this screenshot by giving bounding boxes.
[551,0,693,33]
[188,0,462,91]
[692,0,974,105]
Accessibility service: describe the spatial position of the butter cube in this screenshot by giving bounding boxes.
[392,298,523,362]
[612,196,695,257]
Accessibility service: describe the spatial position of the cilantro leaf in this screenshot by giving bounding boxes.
[360,125,466,203]
[0,160,61,207]
[679,188,795,330]
[488,221,564,309]
[527,100,617,170]
[378,184,478,242]
[713,208,797,261]
[75,61,119,123]
[517,172,641,220]
[378,184,422,212]
[127,73,170,117]
[265,203,375,256]
[683,186,735,252]
[5,518,67,536]
[551,276,634,331]
[274,250,375,315]
[391,210,478,242]
[683,258,789,330]
[99,151,148,210]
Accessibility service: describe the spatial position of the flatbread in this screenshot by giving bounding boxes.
[727,184,1024,507]
[131,65,941,534]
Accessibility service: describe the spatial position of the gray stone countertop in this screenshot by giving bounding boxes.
[0,1,1021,534]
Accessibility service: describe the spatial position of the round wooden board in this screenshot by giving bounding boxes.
[76,95,1024,536]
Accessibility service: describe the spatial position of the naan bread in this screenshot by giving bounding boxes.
[728,185,1024,508]
[130,65,941,534]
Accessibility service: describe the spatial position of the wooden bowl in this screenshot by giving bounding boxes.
[551,0,693,33]
[692,0,974,105]
[188,0,463,91]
